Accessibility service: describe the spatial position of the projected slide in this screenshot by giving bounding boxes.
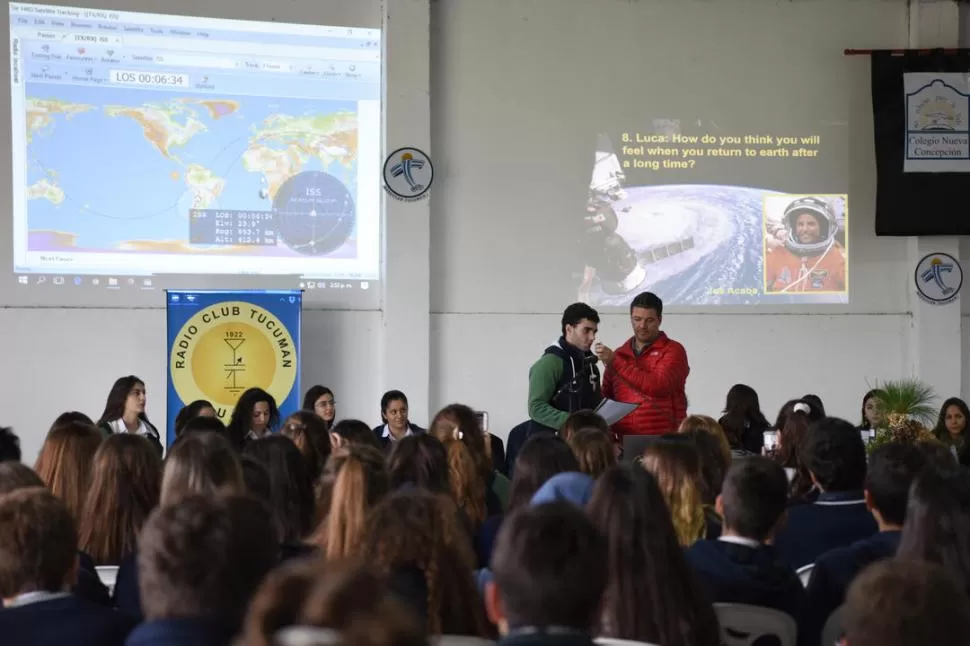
[9,3,381,297]
[578,123,848,306]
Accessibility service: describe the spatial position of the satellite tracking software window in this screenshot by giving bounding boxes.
[9,3,381,290]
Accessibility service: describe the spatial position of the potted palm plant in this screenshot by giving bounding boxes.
[866,378,939,453]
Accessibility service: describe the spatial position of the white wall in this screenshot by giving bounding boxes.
[4,0,968,461]
[430,0,925,438]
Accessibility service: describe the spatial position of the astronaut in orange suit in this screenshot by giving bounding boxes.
[765,197,846,293]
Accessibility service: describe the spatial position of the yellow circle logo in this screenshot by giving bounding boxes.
[170,301,297,417]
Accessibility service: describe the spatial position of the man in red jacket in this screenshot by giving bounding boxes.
[595,291,689,437]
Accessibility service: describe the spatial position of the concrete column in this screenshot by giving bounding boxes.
[905,0,962,400]
[381,0,432,423]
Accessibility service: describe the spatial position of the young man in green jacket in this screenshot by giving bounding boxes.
[527,303,603,433]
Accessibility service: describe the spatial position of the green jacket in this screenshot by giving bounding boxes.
[528,353,569,430]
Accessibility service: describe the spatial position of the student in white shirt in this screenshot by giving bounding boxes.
[371,390,425,449]
[95,375,162,456]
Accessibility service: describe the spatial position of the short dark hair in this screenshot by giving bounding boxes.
[380,390,408,413]
[173,400,216,437]
[50,411,94,430]
[800,417,867,492]
[0,428,21,462]
[387,434,450,494]
[720,457,789,541]
[917,440,957,469]
[509,434,580,510]
[845,559,970,646]
[331,419,383,451]
[630,292,663,317]
[561,302,599,335]
[561,410,609,442]
[138,494,277,626]
[865,443,927,526]
[491,501,607,631]
[0,462,44,495]
[802,394,826,417]
[0,488,76,597]
[162,431,245,506]
[177,415,226,439]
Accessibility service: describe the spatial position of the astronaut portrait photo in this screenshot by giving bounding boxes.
[763,195,848,294]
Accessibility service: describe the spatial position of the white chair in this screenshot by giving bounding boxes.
[95,565,119,595]
[276,630,497,646]
[714,603,797,646]
[275,627,341,646]
[436,637,496,646]
[821,605,845,646]
[595,638,661,646]
[797,564,814,587]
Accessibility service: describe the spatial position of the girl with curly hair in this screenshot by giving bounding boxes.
[360,489,493,637]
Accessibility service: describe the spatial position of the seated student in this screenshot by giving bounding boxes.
[476,434,579,567]
[842,559,970,646]
[484,501,607,646]
[239,559,427,646]
[568,428,616,478]
[124,495,278,646]
[896,465,970,595]
[373,390,426,449]
[0,461,111,608]
[177,415,227,440]
[113,431,248,621]
[172,400,217,438]
[0,488,135,645]
[685,456,805,621]
[799,442,926,646]
[773,417,877,569]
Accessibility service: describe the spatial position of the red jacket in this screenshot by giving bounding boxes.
[602,332,689,436]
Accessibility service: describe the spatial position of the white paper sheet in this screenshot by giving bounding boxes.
[594,398,639,426]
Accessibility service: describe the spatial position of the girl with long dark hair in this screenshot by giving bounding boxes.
[773,408,814,501]
[303,385,336,430]
[96,375,162,455]
[859,389,886,431]
[718,384,771,455]
[588,464,720,646]
[227,388,280,449]
[243,435,316,548]
[897,466,970,595]
[931,397,970,458]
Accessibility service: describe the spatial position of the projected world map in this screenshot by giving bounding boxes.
[23,85,359,258]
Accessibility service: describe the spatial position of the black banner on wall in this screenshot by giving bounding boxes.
[872,50,970,235]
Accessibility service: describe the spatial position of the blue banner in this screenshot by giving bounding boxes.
[166,290,302,447]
